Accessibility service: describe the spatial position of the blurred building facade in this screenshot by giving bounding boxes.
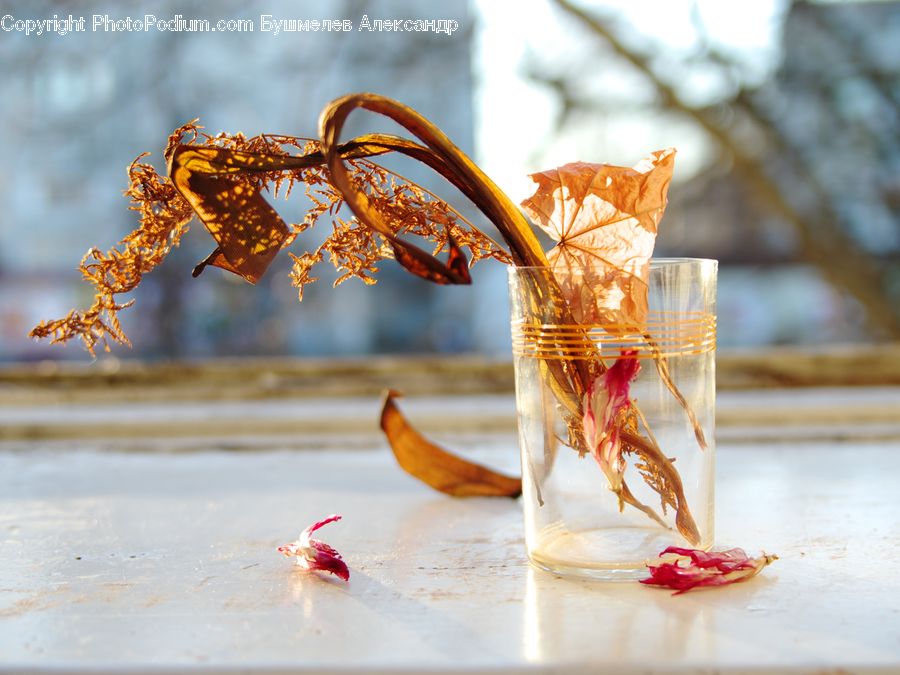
[0,0,482,361]
[2,0,897,362]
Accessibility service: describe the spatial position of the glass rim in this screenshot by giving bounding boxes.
[507,257,718,274]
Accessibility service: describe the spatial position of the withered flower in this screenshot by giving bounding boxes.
[30,93,703,544]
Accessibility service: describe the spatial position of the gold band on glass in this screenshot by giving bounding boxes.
[511,311,717,360]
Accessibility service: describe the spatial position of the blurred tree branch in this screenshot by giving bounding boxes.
[549,0,900,338]
[804,3,900,113]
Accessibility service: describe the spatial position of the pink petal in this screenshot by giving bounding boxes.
[641,546,777,595]
[582,406,597,456]
[278,514,350,582]
[603,352,640,409]
[309,541,350,581]
[582,351,640,485]
[661,546,756,572]
[277,542,300,557]
[302,514,342,538]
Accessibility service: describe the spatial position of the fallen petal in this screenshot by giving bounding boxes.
[302,514,343,539]
[308,540,351,582]
[279,514,350,581]
[641,546,777,595]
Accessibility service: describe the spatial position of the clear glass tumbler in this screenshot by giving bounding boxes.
[508,258,717,579]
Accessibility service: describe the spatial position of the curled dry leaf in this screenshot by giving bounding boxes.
[521,149,675,328]
[168,145,294,284]
[168,143,476,288]
[380,390,522,498]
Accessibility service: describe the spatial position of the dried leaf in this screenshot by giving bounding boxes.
[318,92,548,270]
[379,390,521,497]
[169,141,492,288]
[621,428,701,545]
[386,229,472,285]
[521,149,675,327]
[168,146,295,284]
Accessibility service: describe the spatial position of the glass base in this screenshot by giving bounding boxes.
[528,524,694,581]
[528,555,648,581]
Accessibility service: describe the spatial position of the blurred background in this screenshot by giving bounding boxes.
[1,0,898,362]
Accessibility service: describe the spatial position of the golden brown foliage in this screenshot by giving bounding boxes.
[30,121,509,354]
[288,157,510,300]
[28,148,195,355]
[30,94,705,537]
[521,149,676,328]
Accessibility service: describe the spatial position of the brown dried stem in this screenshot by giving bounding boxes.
[317,93,700,543]
[643,332,708,451]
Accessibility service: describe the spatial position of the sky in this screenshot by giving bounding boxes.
[471,0,786,199]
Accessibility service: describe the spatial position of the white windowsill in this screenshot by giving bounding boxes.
[1,381,899,673]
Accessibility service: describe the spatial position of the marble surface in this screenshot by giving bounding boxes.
[1,406,900,673]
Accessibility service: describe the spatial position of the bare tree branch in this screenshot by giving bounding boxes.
[552,0,900,338]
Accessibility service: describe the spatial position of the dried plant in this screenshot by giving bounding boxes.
[30,119,508,355]
[31,93,709,545]
[29,144,196,356]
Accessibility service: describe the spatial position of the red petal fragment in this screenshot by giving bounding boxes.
[604,351,641,403]
[582,351,641,489]
[660,546,757,571]
[641,546,777,595]
[304,514,343,537]
[278,514,350,582]
[309,541,351,582]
